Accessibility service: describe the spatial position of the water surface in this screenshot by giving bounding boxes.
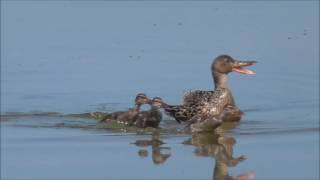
[1,1,319,179]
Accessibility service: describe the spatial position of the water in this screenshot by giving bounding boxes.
[1,1,319,179]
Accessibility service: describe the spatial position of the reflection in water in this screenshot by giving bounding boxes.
[132,132,171,165]
[132,123,255,180]
[183,123,255,180]
[183,133,250,180]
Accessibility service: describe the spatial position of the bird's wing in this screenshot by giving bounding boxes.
[200,88,231,117]
[183,90,214,106]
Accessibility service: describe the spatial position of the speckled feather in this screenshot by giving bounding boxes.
[183,90,214,106]
[164,55,256,132]
[164,87,233,124]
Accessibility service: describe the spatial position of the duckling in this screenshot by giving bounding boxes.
[135,97,163,128]
[100,93,151,125]
[162,55,256,132]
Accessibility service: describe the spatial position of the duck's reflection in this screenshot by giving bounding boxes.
[132,123,255,180]
[184,122,255,180]
[183,132,245,166]
[133,131,171,165]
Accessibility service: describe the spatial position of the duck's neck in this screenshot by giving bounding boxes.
[213,72,229,89]
[213,71,236,106]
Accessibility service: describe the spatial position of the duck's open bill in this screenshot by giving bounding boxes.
[232,60,257,75]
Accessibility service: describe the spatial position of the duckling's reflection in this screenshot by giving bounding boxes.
[183,122,255,180]
[133,131,171,165]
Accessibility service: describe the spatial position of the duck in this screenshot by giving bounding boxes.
[100,93,151,125]
[162,55,256,132]
[135,97,163,128]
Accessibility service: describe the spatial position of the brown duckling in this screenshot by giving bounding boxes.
[100,93,151,125]
[135,97,163,128]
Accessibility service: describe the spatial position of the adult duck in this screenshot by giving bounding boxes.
[163,55,256,132]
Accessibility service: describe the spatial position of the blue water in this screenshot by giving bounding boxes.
[1,1,319,179]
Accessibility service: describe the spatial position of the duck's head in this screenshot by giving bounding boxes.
[135,93,151,106]
[151,97,164,108]
[211,55,256,75]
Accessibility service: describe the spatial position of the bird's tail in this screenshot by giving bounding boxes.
[163,105,189,123]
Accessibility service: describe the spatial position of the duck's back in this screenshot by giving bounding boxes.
[164,88,232,124]
[183,90,214,106]
[183,88,241,120]
[100,108,139,125]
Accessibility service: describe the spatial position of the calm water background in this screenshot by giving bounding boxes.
[1,1,319,179]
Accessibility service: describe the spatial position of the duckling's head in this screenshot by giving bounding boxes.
[135,93,151,106]
[211,55,256,75]
[151,97,164,108]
